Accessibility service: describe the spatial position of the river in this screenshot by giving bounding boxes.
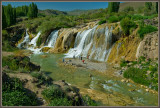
[29,53,158,106]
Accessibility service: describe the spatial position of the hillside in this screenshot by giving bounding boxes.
[119,2,156,11]
[38,9,67,16]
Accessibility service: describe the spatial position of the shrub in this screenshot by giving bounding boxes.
[82,95,98,106]
[48,98,72,106]
[120,59,127,67]
[120,17,136,36]
[123,67,150,86]
[98,19,106,25]
[108,16,119,23]
[138,25,158,39]
[2,73,38,106]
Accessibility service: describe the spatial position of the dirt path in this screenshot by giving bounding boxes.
[2,51,14,56]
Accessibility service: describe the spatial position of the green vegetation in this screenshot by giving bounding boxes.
[2,5,16,28]
[138,23,158,39]
[2,73,38,106]
[145,2,152,10]
[120,59,128,67]
[30,72,53,86]
[120,17,136,36]
[2,55,40,72]
[108,16,119,23]
[98,19,106,25]
[27,3,38,19]
[42,85,97,106]
[108,2,120,13]
[122,56,158,91]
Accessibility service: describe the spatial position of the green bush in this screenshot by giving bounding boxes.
[98,19,106,25]
[120,59,127,67]
[123,67,150,86]
[48,98,72,106]
[82,95,98,106]
[2,74,38,106]
[138,25,158,39]
[120,17,137,36]
[108,16,119,23]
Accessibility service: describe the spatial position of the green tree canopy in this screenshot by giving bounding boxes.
[108,2,120,13]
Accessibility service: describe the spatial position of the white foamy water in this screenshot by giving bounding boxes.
[45,30,59,48]
[17,29,30,49]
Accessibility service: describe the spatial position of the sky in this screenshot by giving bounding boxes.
[2,2,111,11]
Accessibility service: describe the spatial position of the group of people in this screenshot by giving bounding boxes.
[62,55,90,64]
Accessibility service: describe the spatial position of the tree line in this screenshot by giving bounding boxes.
[2,3,38,29]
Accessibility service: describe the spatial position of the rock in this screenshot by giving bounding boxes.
[136,31,158,60]
[145,89,149,92]
[121,79,125,82]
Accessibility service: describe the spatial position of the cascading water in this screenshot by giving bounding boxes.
[17,29,30,49]
[65,25,114,62]
[65,29,93,58]
[29,31,41,47]
[18,29,59,54]
[28,31,42,54]
[45,30,59,47]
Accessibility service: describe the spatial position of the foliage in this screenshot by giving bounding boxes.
[108,16,119,23]
[120,59,128,67]
[138,24,158,39]
[16,5,28,17]
[98,19,106,25]
[122,56,158,91]
[108,2,120,13]
[30,72,53,86]
[120,17,136,36]
[27,3,38,19]
[48,98,73,106]
[2,55,40,72]
[156,2,158,13]
[3,4,16,28]
[145,2,152,10]
[82,95,98,106]
[2,73,38,106]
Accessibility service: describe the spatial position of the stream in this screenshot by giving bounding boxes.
[29,53,158,106]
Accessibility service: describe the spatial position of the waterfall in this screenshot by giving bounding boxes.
[17,29,30,49]
[29,31,41,47]
[65,25,114,62]
[45,30,59,48]
[65,28,93,58]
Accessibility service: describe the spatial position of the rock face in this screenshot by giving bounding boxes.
[107,27,141,64]
[136,31,158,60]
[49,28,78,53]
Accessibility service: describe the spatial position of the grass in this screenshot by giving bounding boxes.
[122,56,158,91]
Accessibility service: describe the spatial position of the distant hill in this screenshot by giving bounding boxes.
[119,2,156,11]
[66,9,100,16]
[38,9,67,16]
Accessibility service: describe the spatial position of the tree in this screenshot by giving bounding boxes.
[2,6,7,29]
[27,3,38,19]
[120,17,136,36]
[156,2,158,13]
[108,2,120,13]
[145,2,152,10]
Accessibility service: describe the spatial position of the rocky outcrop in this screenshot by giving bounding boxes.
[136,31,158,60]
[49,28,78,53]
